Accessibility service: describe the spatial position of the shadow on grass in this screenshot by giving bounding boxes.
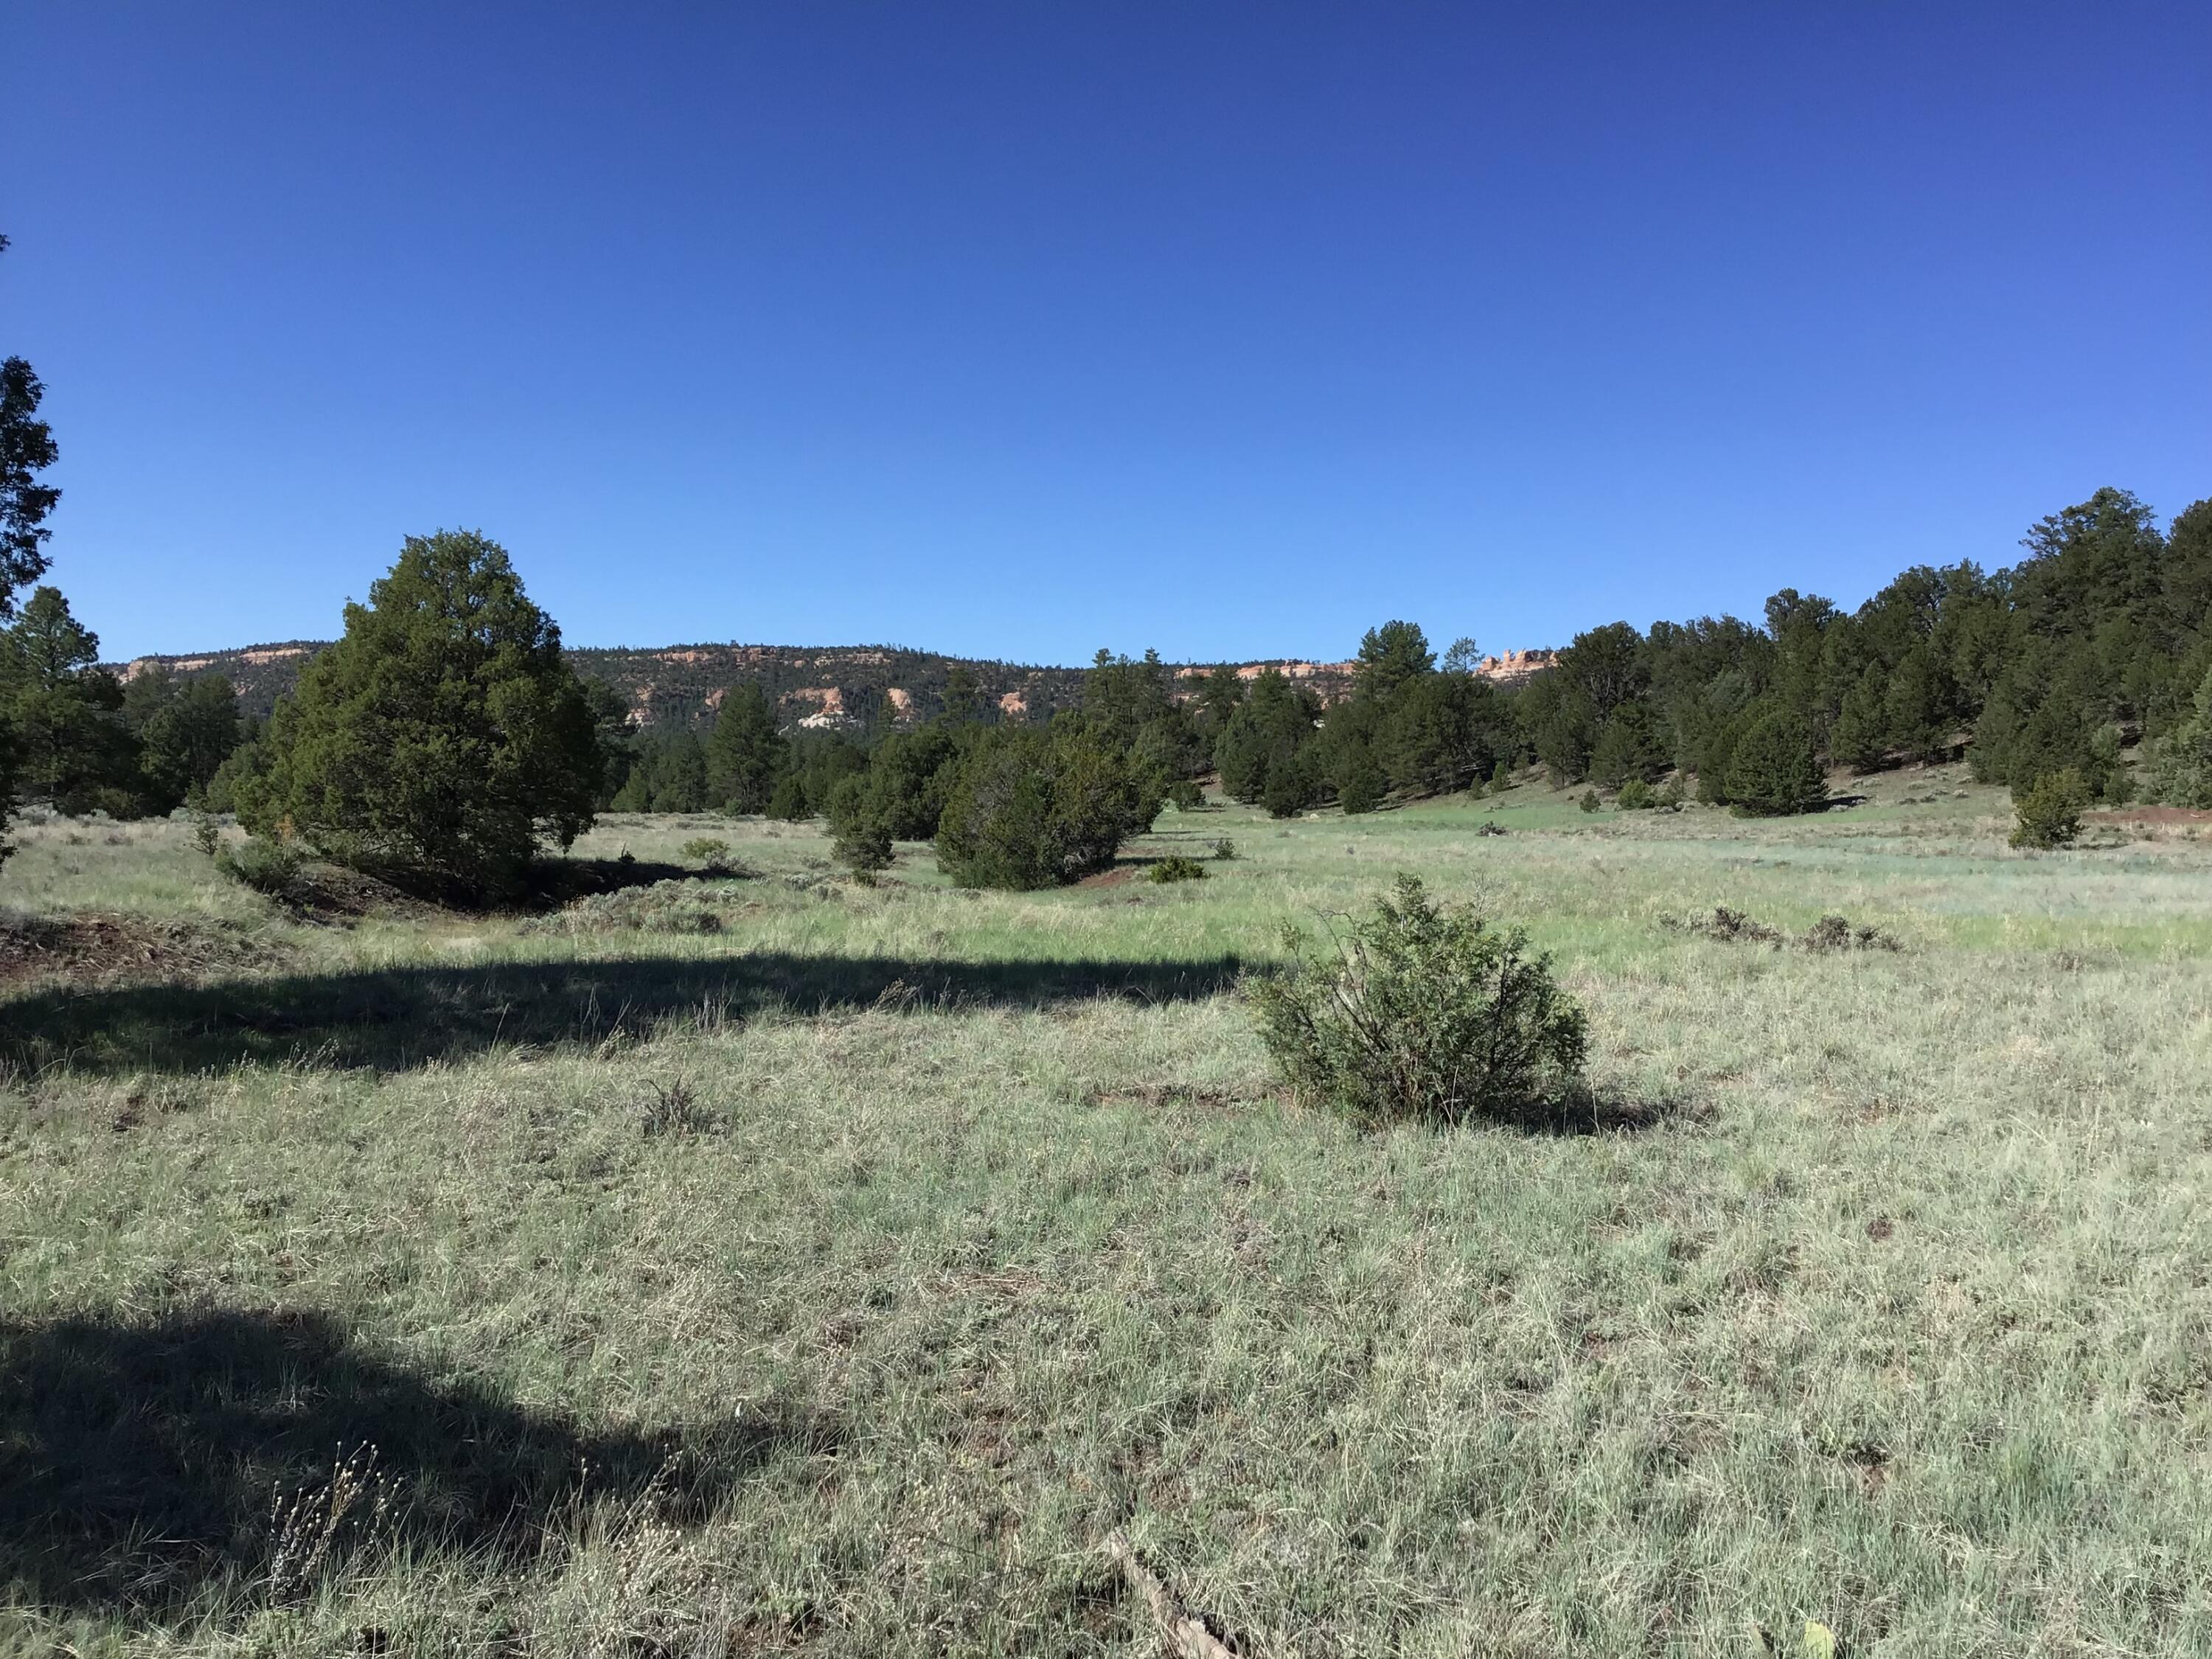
[1484,1088,1701,1136]
[1,951,1249,1077]
[0,1307,834,1616]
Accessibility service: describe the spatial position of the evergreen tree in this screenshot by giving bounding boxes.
[1215,668,1319,803]
[580,678,636,808]
[1829,668,1891,773]
[1723,706,1826,816]
[649,731,710,813]
[1380,670,1500,796]
[1,585,135,813]
[133,672,243,810]
[240,531,600,898]
[935,723,1161,888]
[941,664,982,723]
[706,682,788,813]
[1882,645,1956,762]
[1587,702,1669,789]
[2149,666,2212,809]
[1338,740,1385,815]
[0,236,60,616]
[1352,621,1435,700]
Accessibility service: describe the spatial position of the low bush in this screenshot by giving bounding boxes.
[2011,768,2090,849]
[1166,779,1205,812]
[1578,788,1600,814]
[1147,855,1207,883]
[1211,837,1237,860]
[680,836,734,871]
[1248,874,1587,1127]
[215,836,304,900]
[1615,779,1652,810]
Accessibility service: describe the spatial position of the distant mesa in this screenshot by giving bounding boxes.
[113,638,1559,731]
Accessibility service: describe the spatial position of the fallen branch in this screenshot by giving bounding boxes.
[1105,1532,1240,1659]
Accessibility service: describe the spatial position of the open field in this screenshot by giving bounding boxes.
[5,768,2212,1656]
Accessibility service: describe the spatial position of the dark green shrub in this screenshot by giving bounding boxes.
[1724,709,1826,816]
[1578,788,1600,813]
[934,726,1160,889]
[1615,779,1652,810]
[215,835,303,900]
[765,772,809,821]
[1211,837,1237,860]
[681,836,734,872]
[1263,751,1321,818]
[1166,777,1204,812]
[825,776,896,871]
[1148,855,1207,883]
[1248,874,1587,1126]
[1338,743,1385,815]
[2010,768,2090,849]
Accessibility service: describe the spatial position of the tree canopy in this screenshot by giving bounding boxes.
[239,530,600,898]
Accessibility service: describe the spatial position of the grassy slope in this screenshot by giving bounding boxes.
[3,771,2211,1656]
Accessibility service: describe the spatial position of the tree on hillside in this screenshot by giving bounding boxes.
[941,664,982,724]
[1,235,61,616]
[1723,706,1826,816]
[1828,667,1890,773]
[1217,667,1322,806]
[706,683,787,813]
[1587,701,1669,789]
[239,531,600,899]
[2149,665,2212,809]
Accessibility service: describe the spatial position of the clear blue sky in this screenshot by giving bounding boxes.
[8,3,2208,666]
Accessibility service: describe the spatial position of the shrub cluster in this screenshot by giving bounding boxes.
[1147,855,1207,883]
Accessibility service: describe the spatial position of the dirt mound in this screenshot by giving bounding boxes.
[0,913,280,989]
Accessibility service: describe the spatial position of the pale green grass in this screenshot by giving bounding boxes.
[3,775,2211,1655]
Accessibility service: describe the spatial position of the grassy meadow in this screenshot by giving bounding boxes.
[4,769,2211,1656]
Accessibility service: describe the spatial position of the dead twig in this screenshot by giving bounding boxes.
[1105,1532,1241,1659]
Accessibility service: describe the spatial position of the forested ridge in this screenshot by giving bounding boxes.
[7,486,2210,849]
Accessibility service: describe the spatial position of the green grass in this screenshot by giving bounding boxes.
[4,768,2211,1655]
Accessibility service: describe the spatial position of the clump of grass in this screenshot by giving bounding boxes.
[521,879,734,936]
[1148,856,1208,884]
[1248,873,1587,1127]
[641,1077,720,1137]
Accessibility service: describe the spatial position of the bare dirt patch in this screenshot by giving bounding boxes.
[0,913,280,989]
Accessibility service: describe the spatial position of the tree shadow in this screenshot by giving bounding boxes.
[0,1307,834,1616]
[1481,1087,1703,1137]
[1,951,1249,1077]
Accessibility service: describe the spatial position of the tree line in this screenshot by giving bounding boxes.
[5,220,2208,884]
